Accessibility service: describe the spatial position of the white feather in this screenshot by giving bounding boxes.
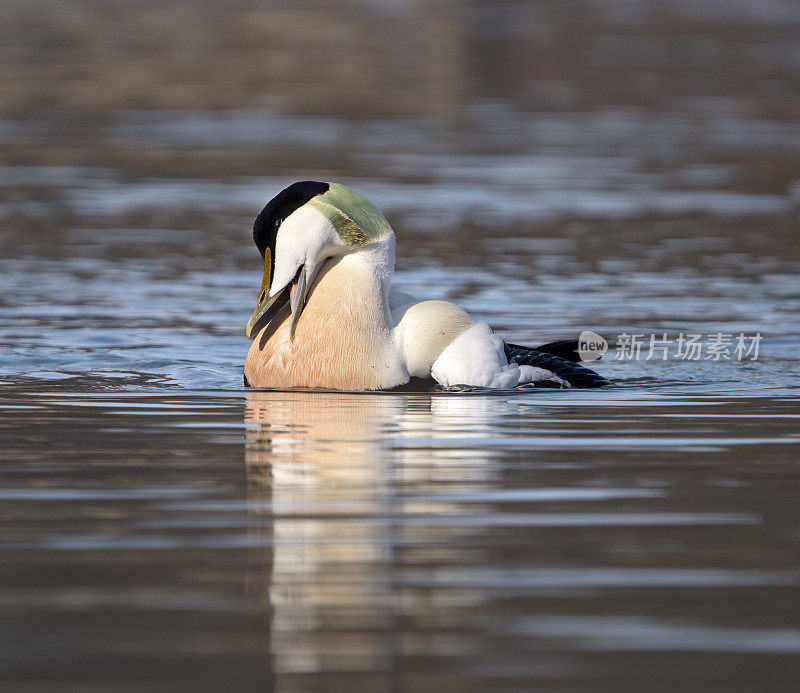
[430,322,566,389]
[270,205,338,297]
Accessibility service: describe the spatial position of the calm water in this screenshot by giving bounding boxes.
[2,1,800,691]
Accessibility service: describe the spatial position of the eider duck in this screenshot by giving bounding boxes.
[244,181,609,390]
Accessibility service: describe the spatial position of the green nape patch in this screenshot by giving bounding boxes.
[310,182,392,245]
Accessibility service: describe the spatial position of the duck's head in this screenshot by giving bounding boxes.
[246,181,393,340]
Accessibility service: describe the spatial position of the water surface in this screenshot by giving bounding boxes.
[1,1,800,691]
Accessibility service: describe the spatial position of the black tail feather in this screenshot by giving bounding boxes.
[507,339,584,362]
[505,343,610,388]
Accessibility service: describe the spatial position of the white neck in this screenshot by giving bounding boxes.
[344,234,395,303]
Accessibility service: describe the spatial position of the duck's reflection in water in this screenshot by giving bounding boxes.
[244,390,515,688]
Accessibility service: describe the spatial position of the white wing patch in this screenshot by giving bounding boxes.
[431,322,567,389]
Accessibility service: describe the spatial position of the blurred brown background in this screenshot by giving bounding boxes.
[2,0,799,172]
[3,0,800,117]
